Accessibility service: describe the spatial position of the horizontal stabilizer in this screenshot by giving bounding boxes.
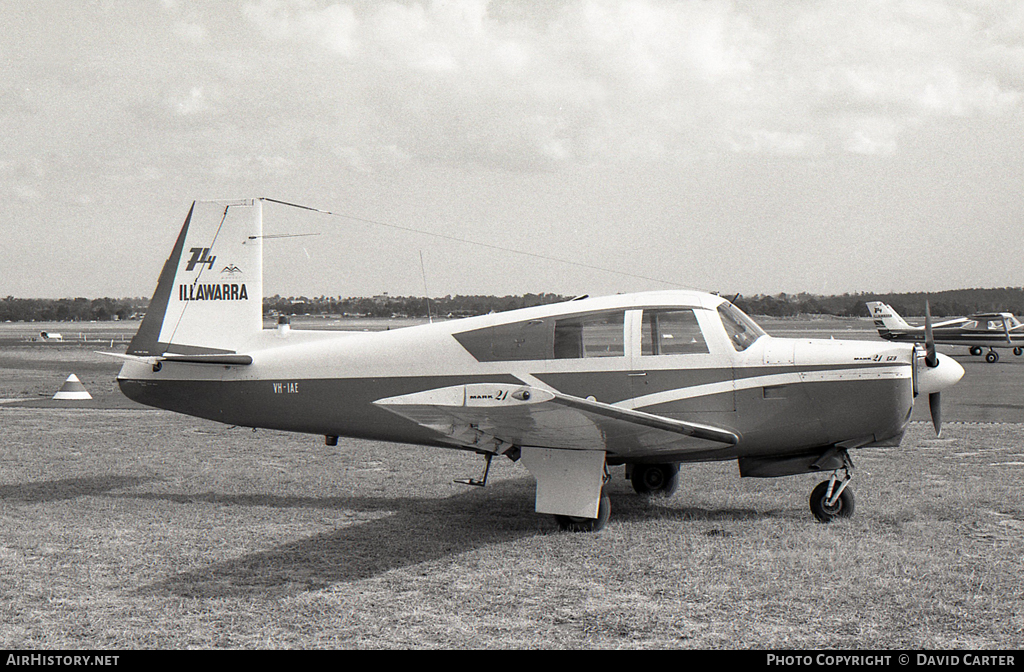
[98,351,252,366]
[373,383,738,457]
[158,353,253,365]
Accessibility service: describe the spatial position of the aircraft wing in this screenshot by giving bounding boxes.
[373,383,738,458]
[932,317,970,329]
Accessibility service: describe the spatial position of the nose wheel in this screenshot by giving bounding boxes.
[810,469,855,523]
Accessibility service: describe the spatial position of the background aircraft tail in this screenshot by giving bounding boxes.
[127,199,263,356]
[866,301,913,339]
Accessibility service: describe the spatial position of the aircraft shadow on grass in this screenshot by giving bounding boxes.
[134,478,777,598]
[0,475,154,503]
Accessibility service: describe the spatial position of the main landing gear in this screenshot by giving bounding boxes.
[555,463,614,532]
[555,491,611,532]
[628,463,680,497]
[971,346,1020,363]
[809,467,855,523]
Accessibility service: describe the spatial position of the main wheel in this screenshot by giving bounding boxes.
[1014,347,1023,356]
[809,481,855,523]
[555,494,611,532]
[630,463,680,497]
[986,350,999,363]
[970,346,983,356]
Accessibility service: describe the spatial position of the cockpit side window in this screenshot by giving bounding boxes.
[717,302,765,352]
[641,309,709,355]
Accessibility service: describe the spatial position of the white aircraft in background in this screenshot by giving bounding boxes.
[868,301,1024,363]
[106,199,963,531]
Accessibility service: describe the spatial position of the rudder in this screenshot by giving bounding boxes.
[128,199,263,356]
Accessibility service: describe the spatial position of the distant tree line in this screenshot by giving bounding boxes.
[0,296,146,322]
[731,288,1024,318]
[4,288,1023,322]
[264,293,570,318]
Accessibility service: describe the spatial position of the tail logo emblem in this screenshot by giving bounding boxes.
[185,247,217,272]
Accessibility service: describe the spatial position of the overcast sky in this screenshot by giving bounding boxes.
[2,0,1023,300]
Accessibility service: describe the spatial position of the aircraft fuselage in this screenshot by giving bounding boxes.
[118,293,916,466]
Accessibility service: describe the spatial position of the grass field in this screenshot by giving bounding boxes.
[1,317,1022,649]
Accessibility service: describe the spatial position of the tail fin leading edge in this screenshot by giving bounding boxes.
[128,199,263,356]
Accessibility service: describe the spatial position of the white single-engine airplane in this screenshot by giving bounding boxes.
[109,200,964,531]
[868,301,1024,363]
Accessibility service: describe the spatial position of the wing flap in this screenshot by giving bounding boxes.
[373,383,738,457]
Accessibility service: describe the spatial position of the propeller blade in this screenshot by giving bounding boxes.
[924,300,938,368]
[929,392,942,436]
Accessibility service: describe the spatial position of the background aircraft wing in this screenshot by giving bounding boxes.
[931,317,970,328]
[373,383,738,459]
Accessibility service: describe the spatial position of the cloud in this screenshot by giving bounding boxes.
[242,0,359,56]
[173,20,208,43]
[212,1,1024,169]
[170,86,214,116]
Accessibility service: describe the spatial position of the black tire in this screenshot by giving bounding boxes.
[630,463,680,497]
[555,494,611,532]
[809,481,855,523]
[970,346,983,356]
[1014,347,1023,356]
[986,351,999,363]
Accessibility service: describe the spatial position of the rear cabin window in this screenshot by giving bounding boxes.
[641,309,708,355]
[451,318,554,362]
[453,310,626,361]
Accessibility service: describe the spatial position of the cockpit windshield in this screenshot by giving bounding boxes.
[717,302,766,351]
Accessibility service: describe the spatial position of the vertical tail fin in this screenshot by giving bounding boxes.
[866,301,912,339]
[128,199,263,356]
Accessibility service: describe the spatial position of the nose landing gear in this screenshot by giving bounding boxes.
[810,468,855,523]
